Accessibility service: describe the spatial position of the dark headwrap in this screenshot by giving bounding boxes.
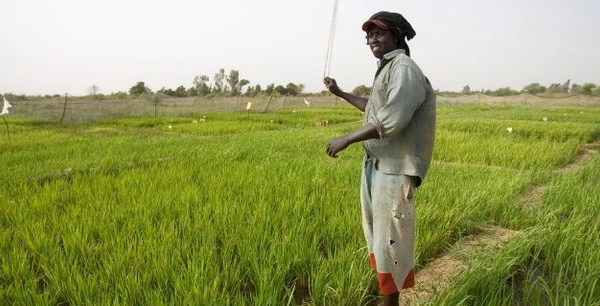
[362,11,416,56]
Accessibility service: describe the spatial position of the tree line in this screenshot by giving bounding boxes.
[450,80,600,97]
[4,74,599,101]
[347,80,600,98]
[127,68,305,98]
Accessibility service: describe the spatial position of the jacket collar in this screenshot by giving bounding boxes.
[380,48,405,64]
[375,49,406,78]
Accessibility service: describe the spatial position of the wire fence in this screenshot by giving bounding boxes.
[437,93,600,107]
[4,93,599,123]
[6,95,344,123]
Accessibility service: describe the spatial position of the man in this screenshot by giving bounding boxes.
[323,11,436,305]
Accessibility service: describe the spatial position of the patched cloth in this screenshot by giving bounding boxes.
[361,11,416,41]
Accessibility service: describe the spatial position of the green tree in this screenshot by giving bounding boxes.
[213,69,225,94]
[548,83,561,93]
[570,83,580,94]
[193,75,211,96]
[580,83,597,95]
[275,85,287,96]
[493,87,518,96]
[561,79,571,93]
[227,70,240,95]
[88,85,99,98]
[110,91,128,99]
[244,86,255,97]
[174,86,187,97]
[285,83,300,96]
[352,85,371,96]
[522,83,546,94]
[187,87,198,96]
[129,81,151,96]
[264,84,275,96]
[238,79,250,95]
[226,69,250,96]
[245,84,261,97]
[158,87,176,96]
[461,85,471,95]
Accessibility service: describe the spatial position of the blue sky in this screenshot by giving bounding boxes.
[1,0,599,95]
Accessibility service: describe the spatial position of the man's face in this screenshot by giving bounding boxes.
[366,26,397,59]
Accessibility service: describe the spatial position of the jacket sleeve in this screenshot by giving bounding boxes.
[370,62,426,139]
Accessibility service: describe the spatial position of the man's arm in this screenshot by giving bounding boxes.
[371,64,426,138]
[326,123,379,158]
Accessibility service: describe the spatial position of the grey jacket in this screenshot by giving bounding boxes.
[362,49,436,187]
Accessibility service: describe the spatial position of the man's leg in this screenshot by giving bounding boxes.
[360,160,400,302]
[361,158,375,263]
[386,175,416,292]
[382,292,399,306]
[371,173,416,304]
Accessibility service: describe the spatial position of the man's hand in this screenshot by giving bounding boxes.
[323,77,369,112]
[323,77,342,96]
[324,124,380,158]
[326,135,350,158]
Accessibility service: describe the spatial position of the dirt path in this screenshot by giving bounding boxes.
[400,139,599,306]
[401,226,519,305]
[557,140,599,174]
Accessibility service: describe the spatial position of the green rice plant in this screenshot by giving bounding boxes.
[434,130,581,169]
[0,104,598,305]
[425,154,600,306]
[415,163,543,264]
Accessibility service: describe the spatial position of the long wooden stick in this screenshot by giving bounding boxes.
[323,0,339,78]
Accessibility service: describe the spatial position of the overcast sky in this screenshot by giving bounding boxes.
[1,0,599,96]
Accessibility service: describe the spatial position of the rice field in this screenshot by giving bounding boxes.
[1,101,599,305]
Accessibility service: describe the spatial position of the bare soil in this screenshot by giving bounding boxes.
[557,141,599,174]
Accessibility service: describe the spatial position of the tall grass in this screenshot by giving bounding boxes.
[1,104,599,305]
[428,153,600,306]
